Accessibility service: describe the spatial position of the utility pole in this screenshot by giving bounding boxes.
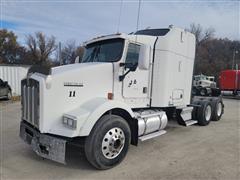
[58,42,62,65]
[234,64,239,95]
[232,50,238,70]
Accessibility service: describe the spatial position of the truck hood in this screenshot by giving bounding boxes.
[39,62,114,134]
[51,62,109,76]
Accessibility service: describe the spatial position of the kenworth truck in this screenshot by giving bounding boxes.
[20,26,224,169]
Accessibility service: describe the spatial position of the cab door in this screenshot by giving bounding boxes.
[122,43,150,99]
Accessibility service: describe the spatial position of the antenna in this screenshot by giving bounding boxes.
[134,0,142,55]
[136,0,142,33]
[116,0,123,33]
[134,0,142,43]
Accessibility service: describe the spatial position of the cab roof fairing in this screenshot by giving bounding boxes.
[83,33,128,46]
[82,33,156,47]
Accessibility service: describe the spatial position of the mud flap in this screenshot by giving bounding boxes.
[176,107,198,126]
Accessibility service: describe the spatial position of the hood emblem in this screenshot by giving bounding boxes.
[64,82,84,87]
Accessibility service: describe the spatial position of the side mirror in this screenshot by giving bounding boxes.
[125,62,138,71]
[119,62,138,81]
[138,45,150,70]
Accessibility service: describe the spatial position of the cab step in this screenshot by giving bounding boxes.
[184,120,198,126]
[139,130,166,141]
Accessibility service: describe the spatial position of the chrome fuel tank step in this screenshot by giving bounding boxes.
[139,130,167,141]
[135,110,168,141]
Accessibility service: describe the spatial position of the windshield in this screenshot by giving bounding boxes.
[82,38,124,63]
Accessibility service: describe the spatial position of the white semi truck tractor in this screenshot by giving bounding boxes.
[20,26,224,169]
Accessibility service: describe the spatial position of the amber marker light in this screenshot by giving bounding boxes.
[108,93,114,100]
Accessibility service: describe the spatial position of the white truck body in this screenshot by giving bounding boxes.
[22,27,195,137]
[20,26,223,169]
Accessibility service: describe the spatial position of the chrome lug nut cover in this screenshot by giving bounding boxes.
[101,127,125,159]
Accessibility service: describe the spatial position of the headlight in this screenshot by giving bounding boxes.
[62,116,77,129]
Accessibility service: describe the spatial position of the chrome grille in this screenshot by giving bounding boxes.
[21,79,40,128]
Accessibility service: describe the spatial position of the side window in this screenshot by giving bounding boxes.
[125,43,140,65]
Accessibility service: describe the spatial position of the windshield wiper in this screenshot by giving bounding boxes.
[93,46,101,62]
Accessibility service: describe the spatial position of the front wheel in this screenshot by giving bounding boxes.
[84,115,131,170]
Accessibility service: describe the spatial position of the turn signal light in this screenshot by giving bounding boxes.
[108,93,114,100]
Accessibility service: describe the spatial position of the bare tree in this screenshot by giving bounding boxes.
[61,40,77,65]
[202,27,215,42]
[188,23,215,45]
[76,46,85,62]
[26,32,56,65]
[61,41,85,64]
[189,23,203,44]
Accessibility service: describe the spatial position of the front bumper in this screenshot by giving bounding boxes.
[20,121,67,164]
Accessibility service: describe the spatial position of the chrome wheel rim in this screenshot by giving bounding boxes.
[205,105,211,121]
[217,102,222,117]
[101,127,125,159]
[200,90,205,96]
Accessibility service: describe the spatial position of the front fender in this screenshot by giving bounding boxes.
[64,97,135,136]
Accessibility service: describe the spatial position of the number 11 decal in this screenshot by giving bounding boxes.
[69,91,76,97]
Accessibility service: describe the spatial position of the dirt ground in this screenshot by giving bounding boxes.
[0,98,239,180]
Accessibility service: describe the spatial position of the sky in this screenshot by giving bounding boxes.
[0,0,239,45]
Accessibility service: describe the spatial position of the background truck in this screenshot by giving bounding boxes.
[219,69,240,95]
[193,74,216,88]
[192,74,221,96]
[19,26,224,170]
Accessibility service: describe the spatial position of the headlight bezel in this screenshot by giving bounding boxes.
[62,115,77,129]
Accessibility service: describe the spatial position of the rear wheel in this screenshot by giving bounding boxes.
[211,98,224,121]
[197,101,212,126]
[233,90,238,96]
[84,114,131,170]
[192,100,201,120]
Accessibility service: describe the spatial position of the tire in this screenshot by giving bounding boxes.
[206,88,212,96]
[211,88,221,97]
[197,101,212,126]
[7,90,12,100]
[192,86,197,96]
[233,90,238,96]
[84,114,131,170]
[199,87,207,96]
[192,100,201,120]
[211,98,224,121]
